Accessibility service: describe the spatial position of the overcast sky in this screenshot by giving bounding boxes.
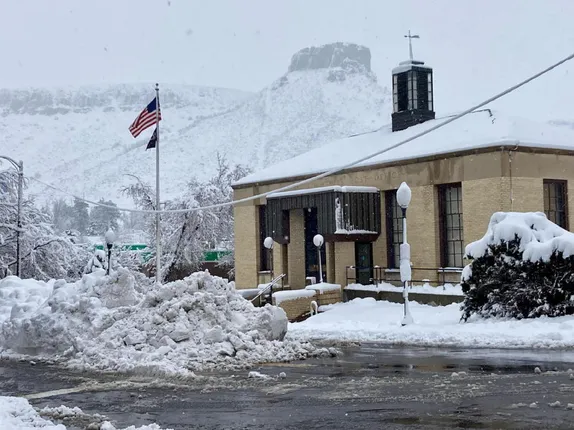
[2,0,574,119]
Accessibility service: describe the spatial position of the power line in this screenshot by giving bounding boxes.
[28,51,574,215]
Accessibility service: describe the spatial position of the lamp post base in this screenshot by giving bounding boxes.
[401,287,414,326]
[401,313,414,326]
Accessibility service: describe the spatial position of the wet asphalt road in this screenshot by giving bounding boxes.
[3,345,574,429]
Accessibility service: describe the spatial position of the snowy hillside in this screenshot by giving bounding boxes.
[0,43,390,206]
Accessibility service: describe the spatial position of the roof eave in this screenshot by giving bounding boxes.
[232,141,574,190]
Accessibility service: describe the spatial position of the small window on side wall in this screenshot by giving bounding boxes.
[543,180,568,229]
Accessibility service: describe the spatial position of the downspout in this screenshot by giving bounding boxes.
[507,144,519,211]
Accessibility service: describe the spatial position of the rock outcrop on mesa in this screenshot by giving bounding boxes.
[288,42,371,73]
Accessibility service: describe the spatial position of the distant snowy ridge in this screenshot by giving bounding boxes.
[0,42,390,206]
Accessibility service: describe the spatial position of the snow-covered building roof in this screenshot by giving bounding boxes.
[234,109,574,187]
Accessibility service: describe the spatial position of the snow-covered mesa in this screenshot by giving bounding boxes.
[0,270,322,375]
[289,298,574,349]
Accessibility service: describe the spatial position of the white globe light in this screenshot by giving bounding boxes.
[263,236,274,249]
[396,182,412,209]
[313,234,324,247]
[104,228,116,245]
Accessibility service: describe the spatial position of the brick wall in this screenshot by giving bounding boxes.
[408,185,439,272]
[287,209,306,289]
[233,203,258,289]
[315,289,342,306]
[462,177,506,253]
[273,294,316,320]
[325,242,336,283]
[334,242,355,286]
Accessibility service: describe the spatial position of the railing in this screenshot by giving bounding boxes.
[251,273,287,305]
[345,265,463,287]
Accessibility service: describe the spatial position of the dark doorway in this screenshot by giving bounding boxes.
[304,208,326,283]
[355,242,373,285]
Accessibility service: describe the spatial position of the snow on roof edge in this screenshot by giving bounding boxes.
[234,110,574,188]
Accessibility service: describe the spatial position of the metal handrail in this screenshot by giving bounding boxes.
[251,273,286,304]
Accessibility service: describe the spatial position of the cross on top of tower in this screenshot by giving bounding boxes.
[404,30,420,61]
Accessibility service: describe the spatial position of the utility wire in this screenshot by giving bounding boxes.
[28,51,574,214]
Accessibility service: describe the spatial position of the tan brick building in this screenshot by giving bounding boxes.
[232,58,574,290]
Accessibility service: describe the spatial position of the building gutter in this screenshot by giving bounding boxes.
[232,142,574,191]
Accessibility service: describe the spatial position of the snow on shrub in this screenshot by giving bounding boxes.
[0,270,320,375]
[461,212,574,321]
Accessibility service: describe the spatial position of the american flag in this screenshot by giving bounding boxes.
[129,97,162,138]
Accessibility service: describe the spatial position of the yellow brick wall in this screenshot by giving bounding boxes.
[233,203,258,289]
[325,242,336,283]
[287,209,306,289]
[273,295,316,320]
[462,178,506,252]
[334,242,355,286]
[509,177,543,213]
[272,242,282,279]
[373,193,387,267]
[315,289,343,306]
[408,185,439,268]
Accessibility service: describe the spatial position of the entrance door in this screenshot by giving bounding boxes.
[355,242,373,285]
[304,208,326,283]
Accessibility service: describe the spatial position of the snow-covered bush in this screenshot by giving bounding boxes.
[461,212,574,321]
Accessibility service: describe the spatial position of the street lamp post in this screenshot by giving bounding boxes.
[396,182,413,326]
[313,234,324,283]
[0,156,23,278]
[105,228,116,276]
[263,236,274,304]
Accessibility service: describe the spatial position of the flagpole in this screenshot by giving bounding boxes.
[155,83,161,284]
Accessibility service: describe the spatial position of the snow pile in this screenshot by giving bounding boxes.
[289,297,574,349]
[465,212,574,264]
[0,396,65,429]
[0,277,54,324]
[0,269,318,375]
[346,282,463,296]
[0,396,171,429]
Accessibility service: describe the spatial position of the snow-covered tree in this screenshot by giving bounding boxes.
[121,154,249,282]
[73,198,90,235]
[0,169,89,280]
[461,212,574,321]
[88,199,120,235]
[51,198,74,233]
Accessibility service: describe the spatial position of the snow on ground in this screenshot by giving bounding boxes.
[345,282,463,296]
[288,298,574,349]
[0,269,319,376]
[0,396,65,429]
[0,396,170,429]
